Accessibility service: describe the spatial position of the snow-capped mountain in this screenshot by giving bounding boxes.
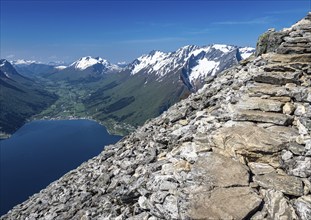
[239,47,256,59]
[69,56,121,72]
[128,44,254,91]
[0,59,25,79]
[11,59,39,65]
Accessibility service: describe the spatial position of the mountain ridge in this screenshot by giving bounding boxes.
[0,59,57,137]
[2,12,310,220]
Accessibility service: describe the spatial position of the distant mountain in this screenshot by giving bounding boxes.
[48,56,121,81]
[239,47,256,59]
[0,59,57,136]
[11,59,39,65]
[127,44,254,91]
[69,56,120,72]
[7,44,254,135]
[81,44,254,133]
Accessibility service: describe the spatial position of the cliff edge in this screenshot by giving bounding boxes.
[2,13,311,219]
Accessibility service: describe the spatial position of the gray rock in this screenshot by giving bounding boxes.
[248,162,276,175]
[232,109,294,126]
[234,97,284,112]
[189,187,262,219]
[212,124,285,166]
[283,102,296,114]
[254,172,304,196]
[289,157,311,178]
[294,196,311,220]
[191,153,250,187]
[264,189,298,219]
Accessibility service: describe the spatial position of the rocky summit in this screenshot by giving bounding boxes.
[2,13,311,220]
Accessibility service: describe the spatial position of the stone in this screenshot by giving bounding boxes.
[281,150,293,161]
[212,124,285,166]
[127,212,149,220]
[288,142,306,155]
[189,187,262,219]
[179,142,198,163]
[254,172,304,196]
[294,104,306,116]
[294,196,311,220]
[178,119,189,126]
[234,97,283,112]
[248,162,275,175]
[173,160,191,172]
[283,102,295,114]
[266,125,299,143]
[264,189,298,219]
[253,71,301,85]
[289,157,311,178]
[138,196,150,210]
[191,153,250,187]
[232,110,294,126]
[162,195,179,219]
[248,82,291,97]
[297,119,309,135]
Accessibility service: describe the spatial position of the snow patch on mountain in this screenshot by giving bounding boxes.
[239,47,255,59]
[190,59,219,82]
[55,66,67,70]
[132,51,169,75]
[12,59,38,65]
[212,44,233,53]
[70,56,120,71]
[130,44,239,80]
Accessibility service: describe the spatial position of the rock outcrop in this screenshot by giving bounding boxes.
[2,13,311,220]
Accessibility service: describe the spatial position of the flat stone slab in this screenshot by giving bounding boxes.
[248,162,275,175]
[189,187,262,219]
[262,53,311,63]
[234,97,284,112]
[212,124,287,166]
[253,71,300,85]
[248,82,291,97]
[232,109,294,125]
[191,153,250,188]
[254,172,304,196]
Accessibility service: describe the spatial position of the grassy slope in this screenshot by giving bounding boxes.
[34,68,189,135]
[0,73,57,135]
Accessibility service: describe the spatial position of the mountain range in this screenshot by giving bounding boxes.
[0,59,57,137]
[3,13,310,219]
[2,44,254,135]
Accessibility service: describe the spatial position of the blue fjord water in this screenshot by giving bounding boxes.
[0,120,122,216]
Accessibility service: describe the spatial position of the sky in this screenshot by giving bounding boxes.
[0,0,310,63]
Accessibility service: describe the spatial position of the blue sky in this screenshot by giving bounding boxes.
[1,0,310,63]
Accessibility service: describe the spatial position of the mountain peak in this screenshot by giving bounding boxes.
[70,56,117,71]
[129,44,254,90]
[11,59,39,65]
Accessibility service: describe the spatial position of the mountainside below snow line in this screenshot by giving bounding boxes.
[2,13,311,219]
[0,59,57,137]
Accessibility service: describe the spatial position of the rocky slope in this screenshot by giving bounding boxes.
[2,13,311,219]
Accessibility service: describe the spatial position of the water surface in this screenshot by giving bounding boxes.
[0,120,122,216]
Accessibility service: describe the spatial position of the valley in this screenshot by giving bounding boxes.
[1,45,254,137]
